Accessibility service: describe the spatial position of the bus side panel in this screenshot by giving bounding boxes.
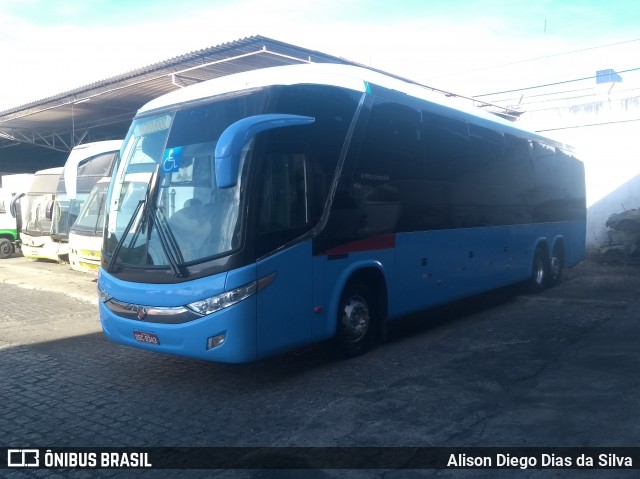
[392,221,586,319]
[393,227,526,318]
[256,240,314,358]
[564,220,587,268]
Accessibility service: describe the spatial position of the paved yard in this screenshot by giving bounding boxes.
[1,257,639,478]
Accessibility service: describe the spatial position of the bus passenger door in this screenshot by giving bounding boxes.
[254,147,314,358]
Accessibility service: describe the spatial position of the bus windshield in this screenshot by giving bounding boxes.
[52,149,118,242]
[72,181,109,235]
[104,91,265,270]
[22,170,61,237]
[22,193,53,236]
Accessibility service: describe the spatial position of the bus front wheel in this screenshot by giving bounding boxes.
[0,238,14,259]
[336,282,375,357]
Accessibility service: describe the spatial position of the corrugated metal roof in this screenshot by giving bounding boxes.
[0,35,356,174]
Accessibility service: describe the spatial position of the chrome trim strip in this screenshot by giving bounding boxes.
[104,298,202,324]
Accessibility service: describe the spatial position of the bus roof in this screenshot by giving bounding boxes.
[63,140,123,200]
[139,63,368,114]
[142,66,496,123]
[65,140,123,161]
[33,167,64,176]
[137,63,567,149]
[28,167,63,195]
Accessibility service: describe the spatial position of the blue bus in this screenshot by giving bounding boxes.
[98,63,585,363]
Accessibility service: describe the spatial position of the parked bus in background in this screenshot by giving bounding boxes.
[69,171,150,273]
[98,63,586,363]
[20,167,64,260]
[68,176,110,273]
[0,188,18,259]
[50,140,122,262]
[0,173,34,259]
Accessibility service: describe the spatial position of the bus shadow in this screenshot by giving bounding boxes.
[2,283,526,396]
[6,328,341,391]
[384,282,523,344]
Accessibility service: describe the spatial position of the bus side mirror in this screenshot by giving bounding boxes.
[45,200,55,221]
[214,114,315,188]
[9,193,25,218]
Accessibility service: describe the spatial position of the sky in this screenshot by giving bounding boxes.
[2,0,639,110]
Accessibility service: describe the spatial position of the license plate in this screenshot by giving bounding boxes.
[133,331,160,345]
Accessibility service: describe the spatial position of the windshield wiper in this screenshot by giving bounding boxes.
[93,194,106,233]
[105,163,188,278]
[106,199,144,273]
[151,206,188,278]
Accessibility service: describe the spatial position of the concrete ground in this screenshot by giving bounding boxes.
[0,254,98,303]
[1,254,639,479]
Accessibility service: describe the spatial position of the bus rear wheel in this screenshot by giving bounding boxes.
[336,282,375,357]
[528,246,548,293]
[0,238,14,259]
[547,255,563,287]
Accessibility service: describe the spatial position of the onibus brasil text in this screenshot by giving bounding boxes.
[30,450,151,468]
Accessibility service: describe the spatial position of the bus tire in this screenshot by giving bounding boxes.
[335,282,375,358]
[528,246,548,293]
[0,238,14,259]
[546,254,563,287]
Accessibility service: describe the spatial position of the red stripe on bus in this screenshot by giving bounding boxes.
[321,234,396,256]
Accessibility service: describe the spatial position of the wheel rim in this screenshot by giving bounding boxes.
[549,256,561,280]
[341,294,370,343]
[534,254,546,285]
[0,242,11,256]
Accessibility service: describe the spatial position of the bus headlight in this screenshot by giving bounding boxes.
[97,284,111,303]
[187,281,258,316]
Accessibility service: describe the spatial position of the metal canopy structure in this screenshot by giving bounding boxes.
[0,36,356,175]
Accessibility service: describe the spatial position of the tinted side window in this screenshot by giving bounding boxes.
[350,97,423,234]
[530,143,586,222]
[529,141,558,222]
[252,86,361,256]
[458,124,510,226]
[270,85,361,216]
[423,111,469,183]
[422,111,469,229]
[256,143,312,256]
[468,124,503,168]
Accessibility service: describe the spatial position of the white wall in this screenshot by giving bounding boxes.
[1,173,34,196]
[586,174,640,251]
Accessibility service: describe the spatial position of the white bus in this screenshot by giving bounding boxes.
[0,188,17,259]
[0,174,34,258]
[20,141,121,262]
[69,171,150,273]
[20,167,64,260]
